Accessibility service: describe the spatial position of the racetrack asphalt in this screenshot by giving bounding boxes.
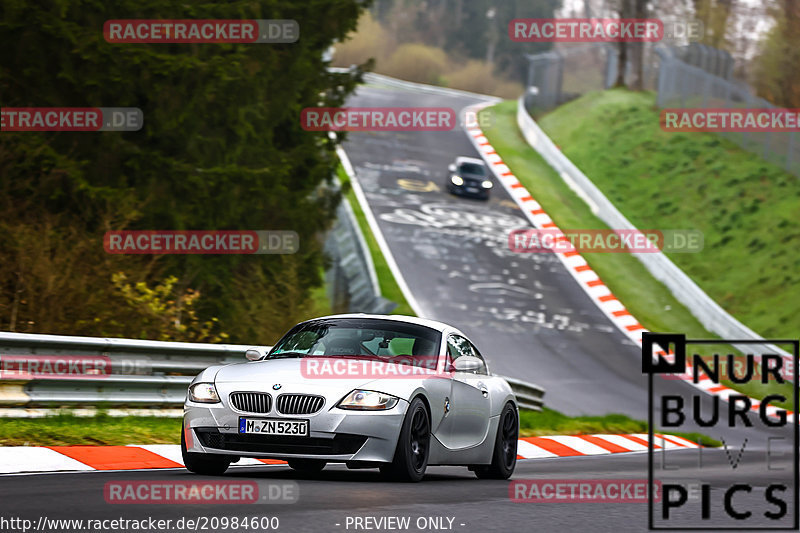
[1,450,795,532]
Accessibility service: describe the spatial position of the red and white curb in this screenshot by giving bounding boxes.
[0,445,287,475]
[463,103,794,423]
[0,434,697,474]
[517,433,698,459]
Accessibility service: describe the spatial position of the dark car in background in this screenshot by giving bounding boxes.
[446,157,493,200]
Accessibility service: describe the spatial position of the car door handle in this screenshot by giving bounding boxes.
[479,387,489,398]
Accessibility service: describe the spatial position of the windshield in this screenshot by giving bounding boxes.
[268,318,442,363]
[458,163,487,176]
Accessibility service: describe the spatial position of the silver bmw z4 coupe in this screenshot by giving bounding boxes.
[182,314,519,482]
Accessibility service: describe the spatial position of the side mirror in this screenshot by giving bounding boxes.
[453,356,484,372]
[448,164,456,173]
[245,348,264,361]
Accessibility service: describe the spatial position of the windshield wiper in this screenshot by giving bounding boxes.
[266,351,307,359]
[309,354,384,361]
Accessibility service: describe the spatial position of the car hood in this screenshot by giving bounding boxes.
[212,357,446,399]
[460,172,487,181]
[215,358,364,386]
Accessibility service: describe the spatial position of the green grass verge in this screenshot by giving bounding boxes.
[481,100,794,409]
[0,410,718,447]
[0,414,181,446]
[309,266,333,316]
[536,88,800,341]
[336,164,416,316]
[519,408,721,447]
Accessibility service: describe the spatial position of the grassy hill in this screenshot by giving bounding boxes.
[537,89,800,340]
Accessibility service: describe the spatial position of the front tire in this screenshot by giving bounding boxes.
[181,430,231,476]
[474,402,518,480]
[383,397,430,482]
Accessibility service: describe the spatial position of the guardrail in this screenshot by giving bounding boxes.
[0,332,544,412]
[0,332,263,408]
[325,172,397,314]
[516,96,794,377]
[327,67,502,103]
[503,376,545,411]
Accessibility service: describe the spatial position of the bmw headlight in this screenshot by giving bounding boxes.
[188,382,220,403]
[481,180,493,188]
[337,390,399,411]
[450,175,464,186]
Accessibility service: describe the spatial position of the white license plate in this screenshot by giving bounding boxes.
[238,417,309,436]
[466,187,479,193]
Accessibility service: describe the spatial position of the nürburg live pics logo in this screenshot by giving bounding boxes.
[642,333,798,530]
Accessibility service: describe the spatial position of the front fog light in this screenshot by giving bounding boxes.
[188,382,220,403]
[338,390,399,410]
[451,175,464,186]
[481,180,493,188]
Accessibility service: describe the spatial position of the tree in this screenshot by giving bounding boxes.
[692,0,735,49]
[370,0,561,84]
[610,0,647,91]
[0,0,369,342]
[754,0,800,107]
[614,0,634,87]
[630,0,647,90]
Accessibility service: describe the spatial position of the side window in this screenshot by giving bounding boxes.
[446,335,470,360]
[468,341,488,375]
[447,334,487,374]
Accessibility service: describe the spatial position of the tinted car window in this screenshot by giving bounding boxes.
[269,318,441,363]
[458,163,486,176]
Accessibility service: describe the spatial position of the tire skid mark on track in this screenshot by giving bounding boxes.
[0,434,697,475]
[462,102,795,423]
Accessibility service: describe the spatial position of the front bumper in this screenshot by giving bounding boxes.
[183,399,408,463]
[447,182,490,199]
